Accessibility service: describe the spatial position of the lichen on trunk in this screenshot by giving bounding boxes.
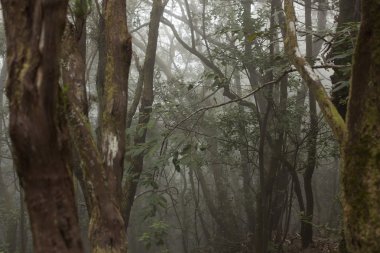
[342,0,380,251]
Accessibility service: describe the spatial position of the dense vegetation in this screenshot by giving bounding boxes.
[0,0,379,253]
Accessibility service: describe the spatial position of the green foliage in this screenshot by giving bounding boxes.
[218,106,259,149]
[139,220,169,250]
[142,193,168,219]
[70,0,91,17]
[126,123,161,159]
[329,22,360,87]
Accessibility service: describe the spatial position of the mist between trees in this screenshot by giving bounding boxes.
[0,0,379,253]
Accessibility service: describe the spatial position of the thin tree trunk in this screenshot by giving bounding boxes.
[194,164,238,251]
[301,0,317,248]
[189,167,211,244]
[256,101,271,253]
[123,0,168,228]
[20,189,27,253]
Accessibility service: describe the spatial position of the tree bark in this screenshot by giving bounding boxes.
[98,0,132,204]
[284,0,380,252]
[330,0,360,119]
[1,1,83,252]
[62,18,94,215]
[83,0,133,251]
[61,7,129,253]
[343,1,380,251]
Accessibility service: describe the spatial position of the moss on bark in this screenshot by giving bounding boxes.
[342,0,380,252]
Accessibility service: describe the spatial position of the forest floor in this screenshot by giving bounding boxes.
[282,236,339,253]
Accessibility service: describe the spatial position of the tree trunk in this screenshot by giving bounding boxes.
[97,0,132,204]
[61,10,129,253]
[208,134,241,244]
[62,17,94,215]
[283,0,380,252]
[301,0,317,248]
[343,1,380,251]
[66,0,133,251]
[235,69,256,244]
[20,189,27,253]
[194,162,239,251]
[330,0,360,119]
[1,1,83,252]
[123,0,168,227]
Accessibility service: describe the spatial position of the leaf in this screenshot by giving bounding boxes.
[172,151,181,172]
[332,81,349,93]
[126,144,147,157]
[181,144,192,154]
[187,84,194,91]
[329,51,352,61]
[199,144,207,151]
[204,72,215,80]
[247,33,258,42]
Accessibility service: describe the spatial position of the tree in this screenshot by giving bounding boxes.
[62,0,132,251]
[123,0,169,227]
[283,0,380,252]
[63,0,168,252]
[1,0,83,252]
[342,0,380,251]
[330,0,360,118]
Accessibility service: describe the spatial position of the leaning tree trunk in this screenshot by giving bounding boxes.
[1,1,83,252]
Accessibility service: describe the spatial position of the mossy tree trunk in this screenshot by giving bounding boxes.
[1,1,83,252]
[283,0,380,252]
[62,1,131,252]
[63,0,170,252]
[97,0,132,205]
[343,1,380,251]
[62,14,94,214]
